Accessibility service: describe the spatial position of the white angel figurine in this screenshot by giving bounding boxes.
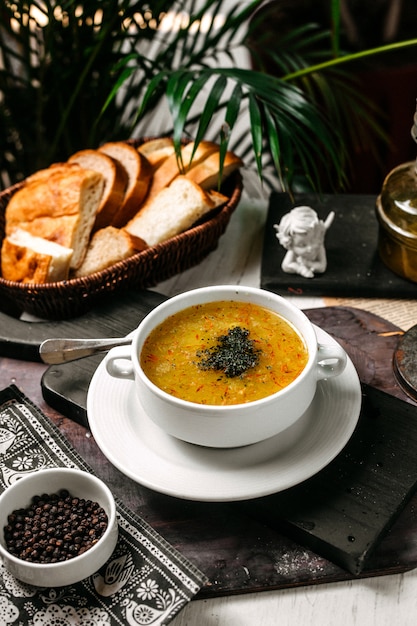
[274,206,335,278]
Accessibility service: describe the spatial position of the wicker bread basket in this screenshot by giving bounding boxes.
[0,140,242,319]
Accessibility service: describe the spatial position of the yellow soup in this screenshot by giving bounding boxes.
[140,301,308,405]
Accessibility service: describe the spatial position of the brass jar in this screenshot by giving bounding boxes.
[376,161,417,282]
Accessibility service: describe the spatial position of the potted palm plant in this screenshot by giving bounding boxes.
[1,0,417,192]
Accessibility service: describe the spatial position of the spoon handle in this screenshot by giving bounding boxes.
[39,336,132,364]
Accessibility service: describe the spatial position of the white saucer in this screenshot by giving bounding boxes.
[87,326,361,502]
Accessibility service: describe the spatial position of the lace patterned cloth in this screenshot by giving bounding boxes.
[0,385,207,626]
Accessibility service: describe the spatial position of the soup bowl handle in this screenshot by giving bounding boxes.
[316,343,347,380]
[105,346,135,381]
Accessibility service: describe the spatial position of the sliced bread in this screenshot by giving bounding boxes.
[68,149,127,230]
[5,163,104,269]
[124,176,217,247]
[185,150,243,190]
[73,226,147,277]
[1,228,73,284]
[98,141,152,227]
[141,141,220,207]
[207,189,229,208]
[137,137,176,170]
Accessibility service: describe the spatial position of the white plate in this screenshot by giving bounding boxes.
[87,326,361,502]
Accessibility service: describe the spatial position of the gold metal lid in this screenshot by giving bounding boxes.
[376,161,417,248]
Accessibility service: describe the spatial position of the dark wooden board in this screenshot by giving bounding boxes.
[261,192,417,298]
[238,384,417,575]
[2,301,417,598]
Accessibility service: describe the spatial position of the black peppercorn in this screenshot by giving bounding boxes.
[3,490,108,563]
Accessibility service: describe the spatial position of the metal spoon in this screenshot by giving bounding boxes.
[39,336,132,364]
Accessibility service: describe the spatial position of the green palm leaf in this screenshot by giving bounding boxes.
[2,0,417,192]
[139,63,342,190]
[248,92,263,181]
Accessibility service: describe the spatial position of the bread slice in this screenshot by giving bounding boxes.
[73,226,147,277]
[207,189,229,209]
[185,150,243,190]
[98,142,152,227]
[141,141,220,207]
[68,149,127,230]
[124,176,217,247]
[137,137,176,170]
[1,228,73,284]
[5,163,104,269]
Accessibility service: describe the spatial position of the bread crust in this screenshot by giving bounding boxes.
[5,163,104,269]
[124,176,216,247]
[186,150,244,189]
[143,141,220,204]
[1,228,73,283]
[68,149,127,230]
[73,226,147,277]
[137,137,175,170]
[98,142,152,227]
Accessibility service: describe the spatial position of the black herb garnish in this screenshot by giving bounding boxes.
[197,326,260,378]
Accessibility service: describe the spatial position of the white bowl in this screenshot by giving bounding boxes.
[0,468,118,587]
[105,286,347,448]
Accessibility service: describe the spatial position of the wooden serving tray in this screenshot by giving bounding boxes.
[1,295,417,597]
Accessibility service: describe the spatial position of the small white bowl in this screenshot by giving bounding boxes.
[104,286,347,448]
[0,468,118,587]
